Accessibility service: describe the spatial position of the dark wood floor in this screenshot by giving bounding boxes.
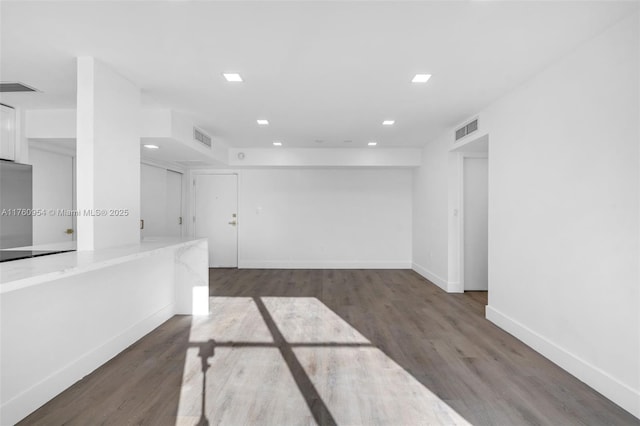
[20,269,639,425]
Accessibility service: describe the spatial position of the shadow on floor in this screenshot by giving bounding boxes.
[209,268,639,426]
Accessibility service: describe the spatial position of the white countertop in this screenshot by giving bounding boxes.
[5,241,77,251]
[0,237,207,294]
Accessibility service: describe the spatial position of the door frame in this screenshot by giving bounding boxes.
[190,171,240,267]
[458,152,489,292]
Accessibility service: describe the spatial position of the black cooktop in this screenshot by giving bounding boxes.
[0,249,76,263]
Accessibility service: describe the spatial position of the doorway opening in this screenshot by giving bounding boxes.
[461,154,488,293]
[449,132,489,300]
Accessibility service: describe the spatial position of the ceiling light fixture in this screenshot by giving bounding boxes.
[143,144,159,149]
[223,73,243,82]
[257,119,269,125]
[382,120,395,126]
[368,142,377,146]
[412,74,432,83]
[273,141,282,146]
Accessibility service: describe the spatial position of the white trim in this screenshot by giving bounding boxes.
[412,262,448,292]
[486,305,640,419]
[0,303,175,426]
[447,281,463,293]
[412,263,464,293]
[241,260,412,269]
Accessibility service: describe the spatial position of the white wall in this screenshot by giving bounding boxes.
[193,168,413,268]
[484,13,639,416]
[413,12,639,417]
[412,141,449,289]
[25,109,76,139]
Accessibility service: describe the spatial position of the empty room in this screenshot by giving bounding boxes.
[0,1,638,425]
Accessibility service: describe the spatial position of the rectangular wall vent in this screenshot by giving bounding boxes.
[455,118,479,141]
[0,82,39,93]
[193,127,212,148]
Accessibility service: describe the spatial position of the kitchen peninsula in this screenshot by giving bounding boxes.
[0,237,208,425]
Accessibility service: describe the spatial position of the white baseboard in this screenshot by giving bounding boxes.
[412,262,447,292]
[486,305,640,419]
[1,303,175,426]
[411,262,464,293]
[447,281,463,293]
[239,260,412,269]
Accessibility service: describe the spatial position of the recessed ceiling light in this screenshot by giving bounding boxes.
[143,144,159,149]
[257,119,269,125]
[368,142,377,146]
[273,141,282,146]
[343,140,352,144]
[412,74,432,83]
[382,120,395,126]
[223,73,243,82]
[315,139,324,144]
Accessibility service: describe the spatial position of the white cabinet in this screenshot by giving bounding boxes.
[140,164,183,238]
[140,163,167,238]
[0,104,16,161]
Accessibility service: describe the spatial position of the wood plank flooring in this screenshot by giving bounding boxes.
[19,269,639,425]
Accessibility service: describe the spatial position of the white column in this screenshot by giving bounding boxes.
[76,57,140,250]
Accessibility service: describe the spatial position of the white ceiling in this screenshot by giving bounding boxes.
[0,1,635,149]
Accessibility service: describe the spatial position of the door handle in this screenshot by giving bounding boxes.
[65,228,74,235]
[228,220,237,226]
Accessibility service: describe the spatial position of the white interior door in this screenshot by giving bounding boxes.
[463,157,489,291]
[0,105,16,161]
[195,174,238,268]
[140,163,168,238]
[166,170,183,237]
[30,148,74,245]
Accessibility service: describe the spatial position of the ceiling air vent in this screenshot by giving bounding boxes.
[0,82,39,93]
[455,118,479,141]
[193,127,212,148]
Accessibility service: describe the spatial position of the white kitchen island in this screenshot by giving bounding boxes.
[0,237,209,425]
